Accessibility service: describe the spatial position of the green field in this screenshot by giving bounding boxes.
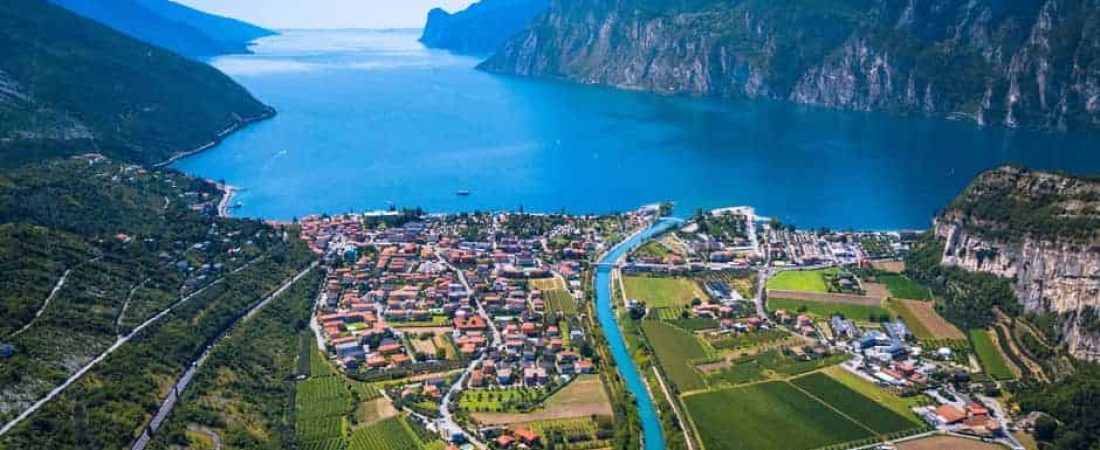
[706,361,767,386]
[544,289,578,315]
[791,373,920,434]
[708,329,789,350]
[767,297,892,322]
[641,320,711,392]
[878,274,933,300]
[751,350,848,377]
[684,382,874,450]
[969,329,1015,380]
[624,276,705,308]
[820,367,926,421]
[296,346,353,447]
[348,417,419,450]
[766,269,836,293]
[458,387,550,413]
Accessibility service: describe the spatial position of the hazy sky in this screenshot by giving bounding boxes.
[177,0,477,29]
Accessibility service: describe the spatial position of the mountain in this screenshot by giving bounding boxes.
[50,0,274,58]
[420,0,549,55]
[0,0,273,168]
[480,0,1100,131]
[932,166,1100,360]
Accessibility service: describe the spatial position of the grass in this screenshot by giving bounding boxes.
[641,320,711,392]
[768,297,891,322]
[791,372,920,434]
[878,274,933,300]
[708,329,789,350]
[684,382,874,450]
[766,269,837,293]
[888,299,935,340]
[623,276,705,308]
[706,361,767,385]
[969,329,1015,380]
[634,240,672,258]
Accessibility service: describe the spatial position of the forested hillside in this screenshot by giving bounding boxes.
[0,0,272,168]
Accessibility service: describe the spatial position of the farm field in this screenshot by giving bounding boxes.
[458,386,549,413]
[529,277,566,291]
[471,375,613,425]
[522,417,612,449]
[641,320,711,392]
[878,274,933,300]
[356,397,398,426]
[348,417,419,450]
[896,435,1007,450]
[544,288,578,315]
[765,269,836,293]
[791,372,920,434]
[623,275,705,308]
[683,381,873,450]
[820,366,926,421]
[969,329,1016,380]
[888,299,965,340]
[768,297,891,322]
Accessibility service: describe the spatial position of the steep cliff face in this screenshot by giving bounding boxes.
[481,0,1100,131]
[420,0,549,55]
[934,167,1100,360]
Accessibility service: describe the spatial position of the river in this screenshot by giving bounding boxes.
[176,29,1100,230]
[595,218,681,450]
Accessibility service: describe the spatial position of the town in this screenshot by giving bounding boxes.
[289,203,1040,450]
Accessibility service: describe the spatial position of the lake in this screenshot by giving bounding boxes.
[177,29,1100,230]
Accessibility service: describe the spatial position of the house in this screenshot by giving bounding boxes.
[512,427,540,445]
[884,320,911,342]
[935,404,967,425]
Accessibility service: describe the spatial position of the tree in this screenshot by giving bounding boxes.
[1035,415,1058,442]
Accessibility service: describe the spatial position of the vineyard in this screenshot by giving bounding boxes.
[296,346,354,448]
[348,417,445,450]
[545,288,578,315]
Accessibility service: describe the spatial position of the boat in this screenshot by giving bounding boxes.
[456,190,470,196]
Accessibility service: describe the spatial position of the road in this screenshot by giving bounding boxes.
[9,268,72,339]
[435,253,496,448]
[0,252,271,438]
[130,262,318,450]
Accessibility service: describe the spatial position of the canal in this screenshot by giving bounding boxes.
[594,217,680,450]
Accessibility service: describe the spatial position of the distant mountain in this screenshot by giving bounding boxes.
[481,0,1100,131]
[0,0,273,168]
[50,0,274,58]
[420,0,548,55]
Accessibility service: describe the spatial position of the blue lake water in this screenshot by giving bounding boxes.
[178,29,1100,230]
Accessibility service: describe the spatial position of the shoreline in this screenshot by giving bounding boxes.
[215,181,238,218]
[154,107,276,168]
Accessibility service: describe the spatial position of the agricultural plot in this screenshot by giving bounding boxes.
[641,320,711,392]
[820,366,927,421]
[529,277,566,291]
[684,382,873,450]
[459,387,550,413]
[768,297,892,322]
[791,372,920,434]
[705,360,767,386]
[623,275,705,308]
[544,288,578,315]
[707,329,789,351]
[878,274,933,300]
[766,269,835,293]
[471,375,612,425]
[524,417,611,449]
[348,417,419,450]
[888,299,965,340]
[969,329,1016,380]
[296,348,354,447]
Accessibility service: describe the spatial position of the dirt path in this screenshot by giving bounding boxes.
[766,289,884,306]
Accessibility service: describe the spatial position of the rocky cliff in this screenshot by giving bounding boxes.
[480,0,1100,131]
[420,0,549,55]
[934,166,1100,360]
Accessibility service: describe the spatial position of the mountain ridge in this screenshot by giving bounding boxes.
[420,0,549,55]
[480,0,1100,132]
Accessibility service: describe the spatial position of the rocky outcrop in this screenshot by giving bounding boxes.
[934,166,1100,360]
[420,0,549,55]
[481,0,1100,131]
